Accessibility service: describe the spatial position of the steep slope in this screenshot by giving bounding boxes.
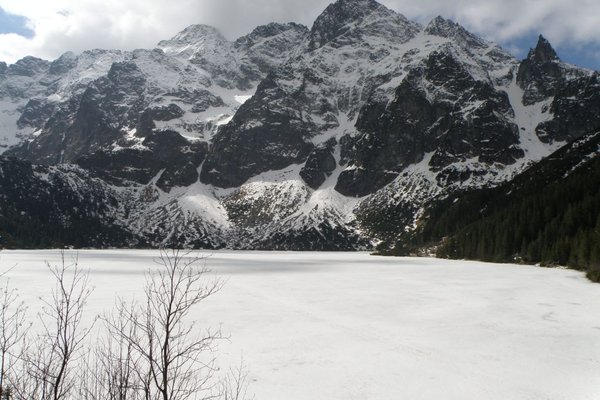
[200,0,428,247]
[355,34,600,248]
[0,0,599,251]
[0,156,132,248]
[391,130,600,281]
[0,156,231,249]
[0,51,126,152]
[3,23,308,162]
[201,0,423,188]
[199,1,597,249]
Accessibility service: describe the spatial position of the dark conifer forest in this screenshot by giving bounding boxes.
[391,140,600,282]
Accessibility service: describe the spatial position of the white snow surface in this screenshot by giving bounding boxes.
[1,250,599,400]
[504,72,563,162]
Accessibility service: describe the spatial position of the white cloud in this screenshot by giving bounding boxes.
[0,0,599,67]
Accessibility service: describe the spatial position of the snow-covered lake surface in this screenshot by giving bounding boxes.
[1,250,599,400]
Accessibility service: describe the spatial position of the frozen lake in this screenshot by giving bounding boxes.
[1,250,600,400]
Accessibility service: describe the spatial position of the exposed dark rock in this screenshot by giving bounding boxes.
[529,35,559,63]
[144,130,206,190]
[200,71,315,188]
[106,61,147,94]
[49,52,78,75]
[235,22,309,80]
[536,73,600,143]
[149,104,185,121]
[17,98,57,129]
[7,61,147,164]
[235,22,309,50]
[136,112,156,138]
[160,88,224,112]
[6,56,49,77]
[517,35,564,105]
[77,130,207,191]
[336,49,521,197]
[136,104,186,136]
[76,148,156,185]
[309,0,420,51]
[300,139,337,189]
[309,0,382,50]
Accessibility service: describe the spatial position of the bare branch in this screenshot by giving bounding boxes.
[97,249,225,400]
[0,279,29,400]
[14,251,94,400]
[3,249,238,400]
[220,359,253,400]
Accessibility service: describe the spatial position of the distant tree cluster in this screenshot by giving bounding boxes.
[0,157,133,250]
[398,156,600,282]
[0,250,251,400]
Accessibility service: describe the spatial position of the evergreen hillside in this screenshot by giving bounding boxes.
[0,157,133,248]
[392,131,600,282]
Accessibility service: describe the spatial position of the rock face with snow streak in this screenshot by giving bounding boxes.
[515,36,599,143]
[5,23,308,165]
[1,0,600,250]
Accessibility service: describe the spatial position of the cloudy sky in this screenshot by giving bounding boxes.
[0,0,599,69]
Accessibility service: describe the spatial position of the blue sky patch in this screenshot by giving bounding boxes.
[0,6,34,38]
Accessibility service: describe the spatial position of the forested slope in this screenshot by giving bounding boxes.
[392,131,600,282]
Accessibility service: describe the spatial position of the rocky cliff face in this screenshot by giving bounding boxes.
[4,23,308,165]
[1,0,599,249]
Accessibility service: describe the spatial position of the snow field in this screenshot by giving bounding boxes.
[1,250,599,400]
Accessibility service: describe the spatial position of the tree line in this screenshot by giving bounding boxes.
[394,154,600,282]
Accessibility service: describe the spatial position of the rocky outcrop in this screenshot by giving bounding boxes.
[17,99,58,129]
[515,35,599,144]
[536,72,600,143]
[336,47,520,196]
[49,51,78,75]
[300,139,337,189]
[517,35,567,105]
[200,70,316,187]
[77,130,208,191]
[10,61,147,164]
[5,56,49,78]
[234,22,309,81]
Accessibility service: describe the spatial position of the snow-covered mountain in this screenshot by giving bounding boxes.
[1,0,599,249]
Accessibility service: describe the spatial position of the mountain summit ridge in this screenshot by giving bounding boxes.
[309,0,398,48]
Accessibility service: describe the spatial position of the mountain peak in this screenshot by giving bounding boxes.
[49,51,78,75]
[171,24,226,43]
[234,22,309,49]
[425,16,454,33]
[528,35,559,63]
[157,24,230,57]
[248,22,308,39]
[309,0,385,49]
[7,56,49,77]
[425,16,487,49]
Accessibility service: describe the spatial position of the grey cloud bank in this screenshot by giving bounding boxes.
[0,0,599,69]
